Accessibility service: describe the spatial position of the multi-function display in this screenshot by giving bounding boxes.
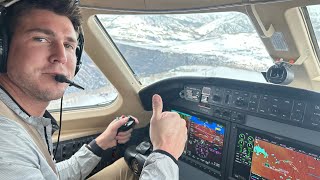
[173,110,225,171]
[232,128,320,180]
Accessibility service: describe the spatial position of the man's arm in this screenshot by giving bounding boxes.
[140,94,187,180]
[140,151,179,180]
[55,145,101,179]
[56,116,138,180]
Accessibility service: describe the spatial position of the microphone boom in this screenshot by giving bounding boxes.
[54,74,85,90]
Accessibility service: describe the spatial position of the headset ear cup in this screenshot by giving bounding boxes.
[0,27,8,73]
[75,31,84,75]
[75,46,82,75]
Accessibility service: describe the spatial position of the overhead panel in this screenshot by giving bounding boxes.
[145,0,242,11]
[80,0,146,10]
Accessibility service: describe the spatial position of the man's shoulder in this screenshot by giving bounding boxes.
[0,115,41,157]
[0,115,35,145]
[0,115,44,172]
[0,115,29,133]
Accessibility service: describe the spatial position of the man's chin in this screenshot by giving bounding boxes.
[36,89,65,101]
[50,95,64,101]
[50,91,65,101]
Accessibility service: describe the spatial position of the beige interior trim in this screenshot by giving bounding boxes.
[145,0,241,10]
[248,3,300,60]
[284,8,320,90]
[80,0,146,10]
[285,8,312,65]
[250,5,275,38]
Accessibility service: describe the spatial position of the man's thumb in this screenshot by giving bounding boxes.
[152,94,163,119]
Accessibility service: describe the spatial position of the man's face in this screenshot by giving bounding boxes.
[6,9,78,101]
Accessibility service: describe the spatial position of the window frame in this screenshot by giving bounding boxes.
[303,6,320,64]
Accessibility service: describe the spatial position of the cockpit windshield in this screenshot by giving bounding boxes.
[97,12,274,86]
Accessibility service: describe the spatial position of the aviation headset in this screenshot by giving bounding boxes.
[0,0,84,74]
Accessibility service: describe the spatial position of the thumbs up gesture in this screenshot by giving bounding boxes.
[150,94,188,160]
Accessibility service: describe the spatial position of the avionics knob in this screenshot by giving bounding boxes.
[235,97,245,106]
[213,95,221,102]
[237,114,245,121]
[270,107,279,114]
[222,111,231,117]
[214,109,222,115]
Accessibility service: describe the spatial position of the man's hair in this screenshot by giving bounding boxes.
[6,0,82,37]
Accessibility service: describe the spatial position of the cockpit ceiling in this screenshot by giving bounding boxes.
[80,0,320,11]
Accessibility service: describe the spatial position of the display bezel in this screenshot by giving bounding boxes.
[226,123,320,180]
[167,105,231,179]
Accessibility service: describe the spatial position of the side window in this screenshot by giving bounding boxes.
[307,5,320,43]
[48,52,118,111]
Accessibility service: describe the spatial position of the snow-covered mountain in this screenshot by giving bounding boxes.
[98,12,273,80]
[98,13,255,47]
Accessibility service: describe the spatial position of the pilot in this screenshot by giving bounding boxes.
[0,0,187,179]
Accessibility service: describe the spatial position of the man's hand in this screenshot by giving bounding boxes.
[150,94,188,160]
[95,116,139,150]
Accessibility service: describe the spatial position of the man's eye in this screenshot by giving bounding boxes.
[33,37,48,43]
[64,44,74,50]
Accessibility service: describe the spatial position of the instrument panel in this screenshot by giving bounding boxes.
[139,77,320,180]
[181,84,317,130]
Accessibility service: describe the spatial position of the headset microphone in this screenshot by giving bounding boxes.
[54,74,84,90]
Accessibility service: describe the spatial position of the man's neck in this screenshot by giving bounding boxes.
[0,75,48,117]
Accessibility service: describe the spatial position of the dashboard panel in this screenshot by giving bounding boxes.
[139,77,320,180]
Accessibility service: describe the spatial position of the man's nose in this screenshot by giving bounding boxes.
[49,42,67,64]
